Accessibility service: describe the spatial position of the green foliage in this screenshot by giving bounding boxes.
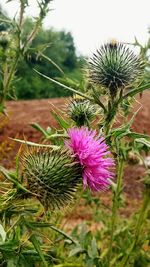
[0,2,83,109]
[22,38,150,267]
[0,4,9,32]
[0,0,54,112]
[133,34,150,85]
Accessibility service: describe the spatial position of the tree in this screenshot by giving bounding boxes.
[0,4,9,31]
[15,18,83,99]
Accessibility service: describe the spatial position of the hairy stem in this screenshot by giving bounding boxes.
[105,89,123,135]
[53,264,83,267]
[4,56,19,94]
[108,157,124,266]
[105,100,119,135]
[22,2,50,53]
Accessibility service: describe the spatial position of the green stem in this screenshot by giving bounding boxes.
[30,234,48,267]
[5,57,19,92]
[53,264,83,267]
[108,157,124,266]
[0,52,19,112]
[92,87,107,113]
[105,89,123,135]
[118,187,150,267]
[1,55,19,109]
[18,1,25,28]
[105,101,119,135]
[105,116,115,136]
[0,0,26,109]
[22,2,49,53]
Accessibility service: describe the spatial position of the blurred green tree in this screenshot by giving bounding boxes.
[0,4,84,100]
[15,18,84,99]
[0,4,9,31]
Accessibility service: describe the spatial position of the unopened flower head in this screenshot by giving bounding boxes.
[87,42,143,98]
[68,98,96,127]
[22,148,82,210]
[0,31,10,50]
[65,127,115,192]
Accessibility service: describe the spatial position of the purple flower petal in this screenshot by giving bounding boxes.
[65,127,115,192]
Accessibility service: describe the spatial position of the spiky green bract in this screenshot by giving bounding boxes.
[68,98,96,127]
[88,42,143,97]
[22,148,82,210]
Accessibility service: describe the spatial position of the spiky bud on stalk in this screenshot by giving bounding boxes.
[22,148,82,210]
[68,98,96,127]
[88,42,143,98]
[0,31,10,50]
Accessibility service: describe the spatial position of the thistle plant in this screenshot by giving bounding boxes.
[0,2,150,265]
[31,38,150,267]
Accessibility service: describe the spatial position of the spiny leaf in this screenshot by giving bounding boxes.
[34,69,93,102]
[51,110,70,129]
[0,224,6,242]
[69,246,83,257]
[0,166,32,194]
[10,138,60,149]
[29,235,48,267]
[135,138,150,148]
[123,84,150,99]
[30,123,49,138]
[107,108,142,139]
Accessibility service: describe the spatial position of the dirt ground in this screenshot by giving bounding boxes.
[0,91,150,216]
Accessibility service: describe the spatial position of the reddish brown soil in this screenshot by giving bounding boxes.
[0,98,66,141]
[0,91,150,218]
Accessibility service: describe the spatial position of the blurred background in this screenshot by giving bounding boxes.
[1,0,150,99]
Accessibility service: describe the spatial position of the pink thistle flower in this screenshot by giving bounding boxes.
[65,127,115,192]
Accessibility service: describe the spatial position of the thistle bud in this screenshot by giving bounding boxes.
[87,42,143,98]
[0,31,10,50]
[68,98,96,127]
[22,148,82,210]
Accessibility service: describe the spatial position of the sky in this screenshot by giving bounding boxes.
[2,0,150,56]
